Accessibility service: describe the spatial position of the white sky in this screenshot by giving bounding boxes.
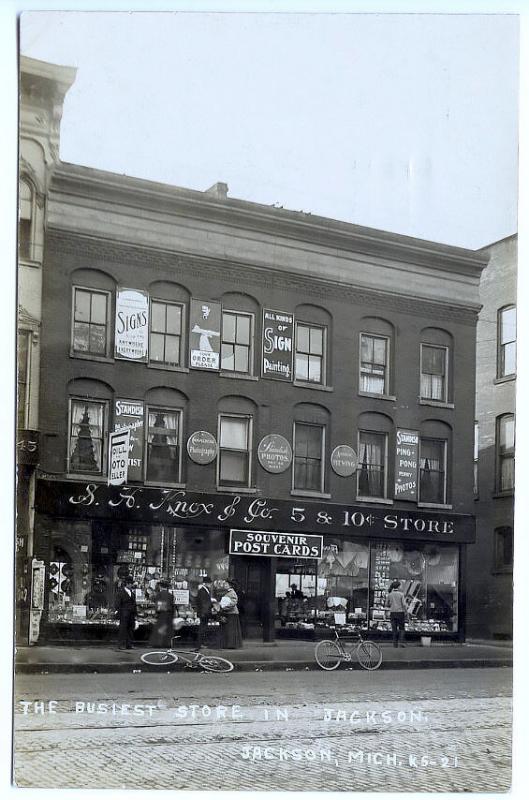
[19,10,519,249]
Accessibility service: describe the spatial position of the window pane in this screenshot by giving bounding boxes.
[422,345,445,375]
[310,327,323,355]
[500,457,515,491]
[90,293,107,325]
[295,354,308,381]
[358,432,385,498]
[69,401,104,473]
[151,301,166,333]
[89,325,107,355]
[237,315,250,345]
[150,332,165,362]
[220,417,248,449]
[419,439,445,503]
[297,325,310,353]
[234,344,249,373]
[500,416,515,450]
[223,313,236,344]
[502,342,516,376]
[221,343,234,371]
[73,322,90,352]
[165,335,180,366]
[74,290,91,322]
[373,337,387,365]
[220,451,247,484]
[500,307,516,345]
[308,355,322,383]
[361,335,373,362]
[166,304,182,335]
[296,425,321,458]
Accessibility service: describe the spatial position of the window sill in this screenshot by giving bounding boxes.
[144,481,186,490]
[293,381,333,392]
[358,392,396,402]
[220,372,258,381]
[417,502,453,510]
[148,363,189,374]
[290,490,331,499]
[493,375,516,385]
[492,490,515,499]
[356,496,393,505]
[18,257,41,268]
[418,399,454,409]
[70,352,114,364]
[217,486,259,495]
[66,473,107,482]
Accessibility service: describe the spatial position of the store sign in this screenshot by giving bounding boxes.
[230,530,323,559]
[331,445,358,477]
[114,399,144,481]
[173,589,190,604]
[257,434,292,473]
[40,480,476,543]
[108,428,131,486]
[262,309,294,381]
[394,429,419,500]
[187,431,217,464]
[189,299,221,370]
[114,288,149,361]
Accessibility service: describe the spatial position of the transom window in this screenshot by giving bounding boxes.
[420,345,448,402]
[150,300,183,367]
[221,312,252,373]
[218,415,251,487]
[360,334,388,395]
[419,438,446,504]
[146,408,181,484]
[72,288,109,357]
[357,431,386,498]
[497,414,515,493]
[68,399,106,475]
[293,423,324,492]
[295,324,325,384]
[498,306,516,378]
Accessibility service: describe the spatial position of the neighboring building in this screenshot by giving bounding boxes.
[17,57,76,642]
[17,57,489,648]
[467,235,516,640]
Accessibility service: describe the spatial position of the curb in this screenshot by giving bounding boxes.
[15,658,513,674]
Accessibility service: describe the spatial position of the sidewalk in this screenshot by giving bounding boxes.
[14,639,513,674]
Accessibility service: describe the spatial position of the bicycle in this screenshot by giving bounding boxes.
[315,626,382,671]
[140,637,234,673]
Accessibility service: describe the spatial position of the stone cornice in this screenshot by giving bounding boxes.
[46,230,480,325]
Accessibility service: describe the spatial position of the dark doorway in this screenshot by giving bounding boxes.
[231,556,274,641]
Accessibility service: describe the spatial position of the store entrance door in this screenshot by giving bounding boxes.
[231,556,274,641]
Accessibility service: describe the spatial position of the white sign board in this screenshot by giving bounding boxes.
[173,589,190,605]
[108,428,131,486]
[114,288,149,361]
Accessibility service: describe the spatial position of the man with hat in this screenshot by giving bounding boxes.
[115,575,137,650]
[195,575,213,650]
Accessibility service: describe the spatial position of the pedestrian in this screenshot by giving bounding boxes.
[290,583,304,599]
[217,579,243,649]
[115,575,137,650]
[386,580,407,648]
[228,578,246,639]
[150,579,175,648]
[195,575,213,650]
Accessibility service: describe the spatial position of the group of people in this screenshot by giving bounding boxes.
[114,574,244,651]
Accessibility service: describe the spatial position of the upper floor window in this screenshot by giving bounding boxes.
[17,330,31,430]
[19,180,33,260]
[146,408,182,484]
[150,300,183,368]
[293,422,324,492]
[498,305,516,378]
[68,399,107,475]
[360,334,388,395]
[221,311,252,374]
[419,438,446,504]
[473,421,479,497]
[420,344,448,402]
[218,414,252,487]
[494,526,513,570]
[295,324,325,385]
[497,414,515,493]
[72,287,110,357]
[357,430,387,498]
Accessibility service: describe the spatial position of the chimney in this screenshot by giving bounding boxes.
[205,182,229,200]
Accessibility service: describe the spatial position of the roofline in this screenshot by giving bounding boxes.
[477,232,518,252]
[20,55,77,93]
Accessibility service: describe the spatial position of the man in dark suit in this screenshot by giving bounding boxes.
[115,575,137,650]
[195,575,212,650]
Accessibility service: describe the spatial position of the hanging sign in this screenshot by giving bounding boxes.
[187,431,217,464]
[394,429,419,500]
[257,434,292,473]
[114,288,149,361]
[189,299,221,370]
[262,309,294,381]
[230,530,323,559]
[331,445,358,477]
[114,399,144,481]
[109,428,131,486]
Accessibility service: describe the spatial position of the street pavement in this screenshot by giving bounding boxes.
[13,667,512,791]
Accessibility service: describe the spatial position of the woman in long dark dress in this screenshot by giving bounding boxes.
[150,580,175,647]
[218,580,243,649]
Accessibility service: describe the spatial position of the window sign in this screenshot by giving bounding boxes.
[189,299,221,370]
[230,530,323,559]
[331,445,357,477]
[109,428,131,486]
[395,429,419,500]
[114,399,144,481]
[262,309,294,381]
[258,434,292,473]
[115,288,149,361]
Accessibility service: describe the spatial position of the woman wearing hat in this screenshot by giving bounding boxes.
[216,579,243,649]
[386,580,408,648]
[150,579,175,648]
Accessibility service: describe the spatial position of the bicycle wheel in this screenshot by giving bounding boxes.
[315,640,343,670]
[198,655,234,673]
[140,650,178,666]
[356,640,382,670]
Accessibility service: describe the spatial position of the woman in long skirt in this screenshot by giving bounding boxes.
[218,580,243,649]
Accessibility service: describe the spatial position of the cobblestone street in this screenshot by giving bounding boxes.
[13,666,511,791]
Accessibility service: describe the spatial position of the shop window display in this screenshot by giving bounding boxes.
[369,541,459,634]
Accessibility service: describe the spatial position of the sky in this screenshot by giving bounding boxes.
[18,10,519,250]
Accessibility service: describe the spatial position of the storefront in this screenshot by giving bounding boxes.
[33,480,474,644]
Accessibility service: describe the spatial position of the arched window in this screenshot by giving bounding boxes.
[356,411,393,500]
[292,402,330,495]
[19,180,33,260]
[418,420,452,506]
